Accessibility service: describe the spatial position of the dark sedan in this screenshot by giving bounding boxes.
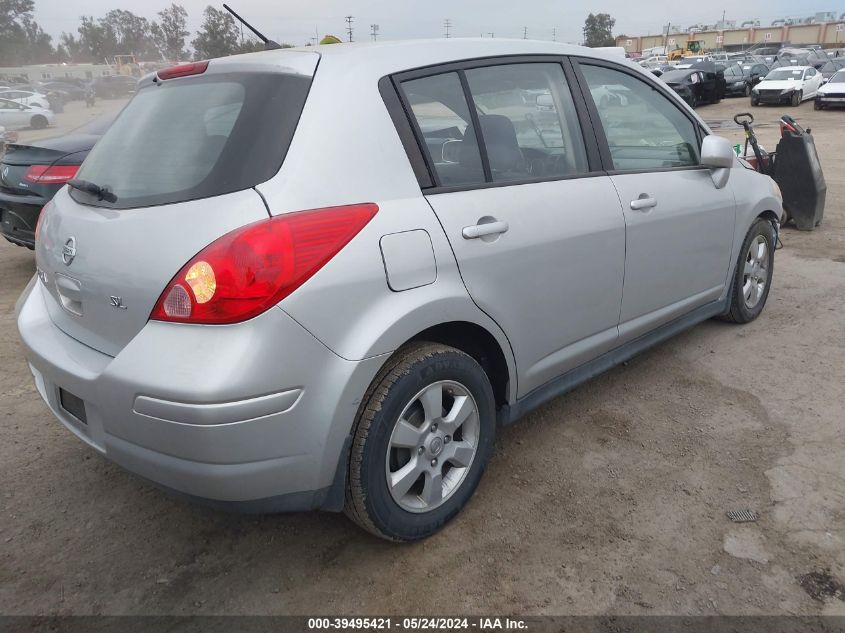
[0,113,114,248]
[723,63,769,97]
[660,68,721,107]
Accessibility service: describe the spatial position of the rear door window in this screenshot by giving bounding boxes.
[464,63,588,182]
[72,72,312,209]
[399,61,589,187]
[400,72,485,187]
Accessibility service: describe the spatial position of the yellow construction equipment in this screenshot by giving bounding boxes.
[667,40,707,61]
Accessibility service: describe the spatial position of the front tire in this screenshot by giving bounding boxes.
[720,218,776,324]
[345,342,496,541]
[751,96,759,107]
[744,84,751,97]
[791,90,802,106]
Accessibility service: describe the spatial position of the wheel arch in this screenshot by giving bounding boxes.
[405,321,513,409]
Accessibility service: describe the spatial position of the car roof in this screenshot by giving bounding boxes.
[210,38,632,77]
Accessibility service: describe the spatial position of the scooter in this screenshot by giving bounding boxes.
[733,112,773,175]
[733,112,826,230]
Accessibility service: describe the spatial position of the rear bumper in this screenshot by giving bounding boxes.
[0,190,45,248]
[16,278,385,511]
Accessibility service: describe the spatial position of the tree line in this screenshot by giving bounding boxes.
[1,0,621,68]
[0,1,282,67]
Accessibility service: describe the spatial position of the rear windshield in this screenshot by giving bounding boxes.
[72,72,312,209]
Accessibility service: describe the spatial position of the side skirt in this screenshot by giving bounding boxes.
[498,298,727,426]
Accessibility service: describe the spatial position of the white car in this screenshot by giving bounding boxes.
[751,66,824,106]
[815,70,845,109]
[0,98,53,129]
[0,90,50,109]
[639,55,668,68]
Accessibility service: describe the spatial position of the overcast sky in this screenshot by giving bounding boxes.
[32,0,844,48]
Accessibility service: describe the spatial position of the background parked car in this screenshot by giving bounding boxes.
[0,90,50,109]
[34,81,87,101]
[819,59,845,82]
[92,75,138,98]
[0,98,52,130]
[752,66,824,106]
[815,70,845,109]
[0,112,114,248]
[723,63,769,96]
[773,48,829,70]
[660,67,721,107]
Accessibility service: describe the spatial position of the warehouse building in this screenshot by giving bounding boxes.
[618,19,845,53]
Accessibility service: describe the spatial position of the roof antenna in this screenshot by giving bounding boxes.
[223,4,281,50]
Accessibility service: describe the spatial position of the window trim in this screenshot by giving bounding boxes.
[380,54,606,194]
[568,56,709,176]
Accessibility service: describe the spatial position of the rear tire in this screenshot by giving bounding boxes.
[720,218,776,324]
[30,115,47,129]
[345,342,496,541]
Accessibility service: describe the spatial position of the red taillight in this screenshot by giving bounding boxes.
[34,201,52,241]
[150,203,378,325]
[24,164,79,184]
[157,60,209,80]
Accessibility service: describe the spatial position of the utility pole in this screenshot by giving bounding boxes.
[443,18,452,38]
[345,15,354,42]
[523,26,528,39]
[552,27,557,41]
[370,23,379,41]
[488,32,495,38]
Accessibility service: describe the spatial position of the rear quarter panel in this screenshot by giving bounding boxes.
[255,52,518,400]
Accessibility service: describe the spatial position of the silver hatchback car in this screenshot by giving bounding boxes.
[17,40,781,541]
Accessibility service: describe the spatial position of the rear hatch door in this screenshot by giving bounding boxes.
[34,52,318,356]
[36,188,269,356]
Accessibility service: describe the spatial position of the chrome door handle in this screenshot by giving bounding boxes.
[630,196,657,211]
[462,221,509,239]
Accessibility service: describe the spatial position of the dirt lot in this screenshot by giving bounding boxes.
[1,97,844,617]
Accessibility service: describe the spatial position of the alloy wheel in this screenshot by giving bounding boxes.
[742,235,769,309]
[385,380,480,513]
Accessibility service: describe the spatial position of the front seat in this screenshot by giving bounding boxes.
[460,114,525,181]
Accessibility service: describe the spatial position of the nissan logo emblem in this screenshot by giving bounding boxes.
[62,237,77,266]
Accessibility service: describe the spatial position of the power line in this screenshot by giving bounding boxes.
[443,18,452,38]
[345,15,354,42]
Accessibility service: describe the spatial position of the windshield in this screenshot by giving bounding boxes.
[724,66,744,78]
[829,72,845,83]
[765,68,805,81]
[73,72,312,209]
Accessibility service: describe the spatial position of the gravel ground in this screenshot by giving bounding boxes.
[1,98,844,616]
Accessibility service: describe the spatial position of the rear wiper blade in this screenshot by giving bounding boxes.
[67,179,118,203]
